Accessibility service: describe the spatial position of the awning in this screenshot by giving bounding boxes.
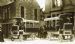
[0,0,14,6]
[44,17,60,21]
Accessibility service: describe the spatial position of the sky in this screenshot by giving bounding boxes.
[36,0,45,11]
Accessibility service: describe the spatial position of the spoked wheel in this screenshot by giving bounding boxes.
[11,37,15,41]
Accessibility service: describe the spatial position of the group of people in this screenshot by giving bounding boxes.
[38,25,48,38]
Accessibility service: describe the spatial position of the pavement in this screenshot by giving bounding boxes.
[0,38,75,44]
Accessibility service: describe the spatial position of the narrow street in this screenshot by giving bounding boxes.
[0,0,75,44]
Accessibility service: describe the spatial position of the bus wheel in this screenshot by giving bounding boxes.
[11,37,14,41]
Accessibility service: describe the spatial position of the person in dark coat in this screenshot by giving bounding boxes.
[43,25,47,38]
[38,26,43,38]
[0,27,4,42]
[39,26,48,38]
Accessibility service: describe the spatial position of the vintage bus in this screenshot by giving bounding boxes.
[11,18,40,40]
[44,13,74,40]
[44,17,60,39]
[22,19,40,39]
[59,23,74,41]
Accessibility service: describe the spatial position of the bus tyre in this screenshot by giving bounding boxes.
[11,37,14,41]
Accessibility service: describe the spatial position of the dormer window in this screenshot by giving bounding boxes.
[55,0,62,7]
[52,0,62,8]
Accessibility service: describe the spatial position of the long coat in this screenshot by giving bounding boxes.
[0,30,4,42]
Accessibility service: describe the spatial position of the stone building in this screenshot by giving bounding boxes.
[45,0,75,31]
[0,0,16,38]
[0,0,41,38]
[15,0,41,31]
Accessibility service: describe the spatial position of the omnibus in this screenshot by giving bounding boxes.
[44,17,60,39]
[59,23,74,41]
[22,19,40,39]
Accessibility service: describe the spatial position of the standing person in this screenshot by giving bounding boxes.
[43,25,47,38]
[38,26,44,38]
[0,27,4,42]
[19,22,25,40]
